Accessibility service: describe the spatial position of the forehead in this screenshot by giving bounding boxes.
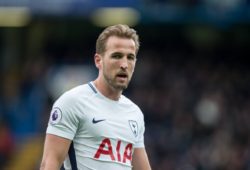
[105,36,136,53]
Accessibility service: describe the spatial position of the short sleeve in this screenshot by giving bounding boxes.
[134,111,145,148]
[46,93,80,140]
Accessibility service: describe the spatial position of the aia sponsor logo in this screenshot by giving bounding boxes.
[94,138,133,164]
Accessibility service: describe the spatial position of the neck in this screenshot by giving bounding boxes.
[93,78,122,101]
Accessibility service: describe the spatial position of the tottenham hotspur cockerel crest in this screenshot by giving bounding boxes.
[129,120,138,137]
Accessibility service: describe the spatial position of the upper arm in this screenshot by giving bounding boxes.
[132,148,151,170]
[40,134,71,170]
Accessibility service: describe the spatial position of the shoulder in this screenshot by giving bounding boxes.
[120,95,143,116]
[120,95,138,106]
[54,83,93,107]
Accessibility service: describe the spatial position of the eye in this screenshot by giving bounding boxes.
[111,53,122,59]
[127,54,136,61]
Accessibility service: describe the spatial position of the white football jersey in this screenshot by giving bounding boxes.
[46,82,145,170]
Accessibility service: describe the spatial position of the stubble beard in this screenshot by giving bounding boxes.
[103,71,130,91]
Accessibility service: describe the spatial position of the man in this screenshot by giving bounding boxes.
[40,24,151,170]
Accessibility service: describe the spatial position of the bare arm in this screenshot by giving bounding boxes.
[40,134,71,170]
[132,148,151,170]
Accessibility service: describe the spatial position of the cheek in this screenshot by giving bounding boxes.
[129,63,136,72]
[103,61,115,73]
[107,60,119,69]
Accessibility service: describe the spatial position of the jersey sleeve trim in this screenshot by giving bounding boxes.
[46,126,75,140]
[133,143,145,148]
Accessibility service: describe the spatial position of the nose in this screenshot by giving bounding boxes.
[120,58,128,70]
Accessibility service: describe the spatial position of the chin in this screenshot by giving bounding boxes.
[114,83,128,90]
[117,85,128,90]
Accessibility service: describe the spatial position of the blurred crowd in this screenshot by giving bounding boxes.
[0,23,250,170]
[131,53,250,170]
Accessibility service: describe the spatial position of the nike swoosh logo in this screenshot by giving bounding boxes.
[92,118,106,124]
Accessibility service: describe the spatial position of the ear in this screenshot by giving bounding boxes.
[94,53,102,69]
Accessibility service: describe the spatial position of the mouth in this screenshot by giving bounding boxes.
[116,72,128,80]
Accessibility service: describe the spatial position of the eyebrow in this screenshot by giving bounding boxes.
[111,52,122,55]
[111,52,136,57]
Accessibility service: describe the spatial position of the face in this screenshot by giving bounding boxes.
[96,36,137,91]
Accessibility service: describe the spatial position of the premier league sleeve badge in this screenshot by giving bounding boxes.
[49,107,62,125]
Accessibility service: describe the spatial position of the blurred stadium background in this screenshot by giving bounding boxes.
[0,0,250,169]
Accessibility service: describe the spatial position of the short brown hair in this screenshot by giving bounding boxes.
[96,24,140,55]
